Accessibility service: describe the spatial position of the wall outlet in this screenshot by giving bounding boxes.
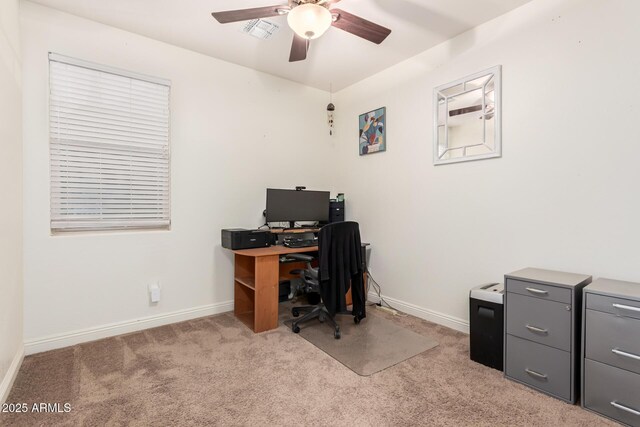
[149,283,161,303]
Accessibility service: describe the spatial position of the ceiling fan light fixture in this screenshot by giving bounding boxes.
[287,3,332,40]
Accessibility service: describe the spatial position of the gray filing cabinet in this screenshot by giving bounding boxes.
[504,268,592,403]
[582,278,640,426]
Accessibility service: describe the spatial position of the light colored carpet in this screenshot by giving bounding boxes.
[1,307,614,426]
[283,311,438,376]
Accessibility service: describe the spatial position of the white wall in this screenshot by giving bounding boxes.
[334,0,640,330]
[0,0,24,402]
[21,1,335,351]
[21,0,640,349]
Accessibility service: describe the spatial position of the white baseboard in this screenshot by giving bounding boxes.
[368,292,469,334]
[0,345,25,404]
[24,300,234,355]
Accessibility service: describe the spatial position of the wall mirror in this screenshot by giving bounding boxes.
[433,65,502,165]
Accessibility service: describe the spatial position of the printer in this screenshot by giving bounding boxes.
[221,228,272,250]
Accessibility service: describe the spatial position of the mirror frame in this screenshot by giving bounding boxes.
[433,65,502,165]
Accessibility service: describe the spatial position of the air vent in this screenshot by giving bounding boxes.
[242,19,280,40]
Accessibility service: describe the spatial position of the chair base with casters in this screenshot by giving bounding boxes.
[287,253,363,340]
[291,304,341,339]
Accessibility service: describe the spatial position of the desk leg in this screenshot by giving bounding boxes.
[345,272,369,306]
[253,255,279,332]
[364,271,369,299]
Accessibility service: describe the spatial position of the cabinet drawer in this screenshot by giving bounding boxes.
[587,293,640,320]
[584,359,640,427]
[506,292,571,351]
[586,309,640,375]
[505,334,571,401]
[506,279,571,304]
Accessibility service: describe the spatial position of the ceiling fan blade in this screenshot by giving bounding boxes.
[331,8,391,44]
[289,34,309,62]
[211,5,287,24]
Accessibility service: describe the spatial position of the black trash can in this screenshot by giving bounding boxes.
[469,283,504,371]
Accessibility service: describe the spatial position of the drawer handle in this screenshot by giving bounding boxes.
[612,303,640,313]
[525,324,549,334]
[612,348,640,361]
[525,287,548,295]
[525,368,548,380]
[610,401,640,416]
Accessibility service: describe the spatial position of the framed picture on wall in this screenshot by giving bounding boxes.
[359,107,386,155]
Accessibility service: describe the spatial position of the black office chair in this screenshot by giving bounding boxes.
[288,221,366,339]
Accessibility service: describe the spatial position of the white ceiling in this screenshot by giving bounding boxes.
[29,0,532,91]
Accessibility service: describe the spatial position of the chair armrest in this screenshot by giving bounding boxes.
[286,253,314,262]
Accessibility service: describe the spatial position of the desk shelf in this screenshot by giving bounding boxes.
[234,281,256,330]
[235,276,255,290]
[269,228,319,235]
[233,253,280,333]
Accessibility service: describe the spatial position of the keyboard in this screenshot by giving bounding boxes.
[283,238,317,248]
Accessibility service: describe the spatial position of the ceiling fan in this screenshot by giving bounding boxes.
[211,0,392,62]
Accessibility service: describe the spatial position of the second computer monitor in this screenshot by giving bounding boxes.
[266,188,330,224]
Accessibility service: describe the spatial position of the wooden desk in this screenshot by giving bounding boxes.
[231,243,369,333]
[232,245,318,332]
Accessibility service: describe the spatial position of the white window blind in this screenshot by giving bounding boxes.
[49,53,171,231]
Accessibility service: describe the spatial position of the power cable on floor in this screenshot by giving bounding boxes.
[366,267,407,317]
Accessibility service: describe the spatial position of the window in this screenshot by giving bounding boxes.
[49,53,170,231]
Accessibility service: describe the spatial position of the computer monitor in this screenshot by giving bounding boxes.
[266,188,330,226]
